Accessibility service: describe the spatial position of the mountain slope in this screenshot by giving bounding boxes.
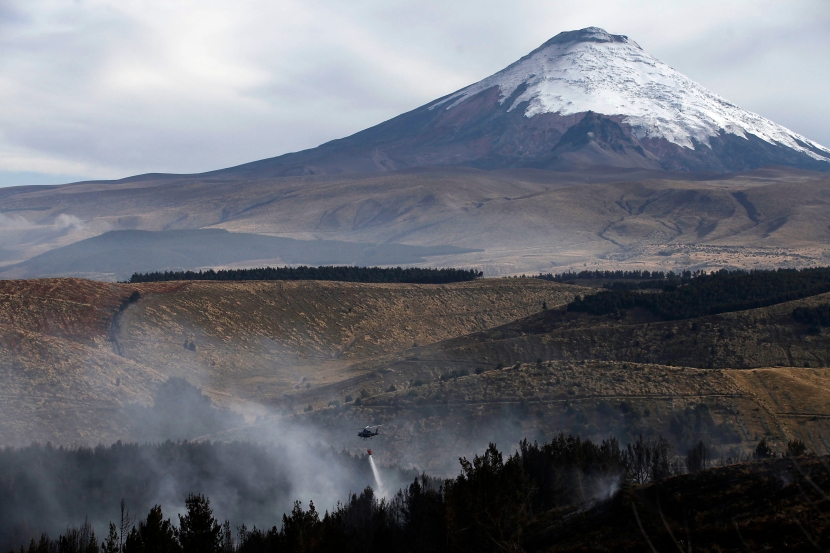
[3,229,476,280]
[2,166,829,277]
[203,27,829,177]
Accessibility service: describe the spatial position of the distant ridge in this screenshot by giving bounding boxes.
[4,229,478,281]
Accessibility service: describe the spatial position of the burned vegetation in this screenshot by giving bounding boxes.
[4,435,828,553]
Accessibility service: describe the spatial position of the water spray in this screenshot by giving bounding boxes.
[367,449,386,498]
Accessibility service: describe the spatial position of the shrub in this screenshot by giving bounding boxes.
[787,439,808,457]
[754,438,773,459]
[439,370,469,382]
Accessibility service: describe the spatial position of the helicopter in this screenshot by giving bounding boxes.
[357,425,382,440]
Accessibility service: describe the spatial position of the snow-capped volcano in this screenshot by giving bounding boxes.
[432,27,829,161]
[215,27,830,178]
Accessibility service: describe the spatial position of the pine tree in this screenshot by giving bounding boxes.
[178,494,221,553]
[125,505,181,553]
[281,500,322,552]
[101,523,120,553]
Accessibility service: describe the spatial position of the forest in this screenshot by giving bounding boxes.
[792,303,830,328]
[536,269,695,282]
[567,267,830,320]
[5,433,814,553]
[0,439,410,553]
[0,378,419,551]
[4,433,712,553]
[127,267,482,284]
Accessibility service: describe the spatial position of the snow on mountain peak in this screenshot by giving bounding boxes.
[536,26,639,48]
[431,27,830,162]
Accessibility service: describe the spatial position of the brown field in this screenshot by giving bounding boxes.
[0,277,575,446]
[2,276,830,474]
[243,361,830,473]
[0,279,184,443]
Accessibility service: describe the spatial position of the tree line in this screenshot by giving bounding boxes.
[6,433,734,553]
[127,267,482,284]
[792,303,830,329]
[567,267,830,320]
[536,269,698,282]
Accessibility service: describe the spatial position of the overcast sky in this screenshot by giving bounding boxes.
[1,0,828,187]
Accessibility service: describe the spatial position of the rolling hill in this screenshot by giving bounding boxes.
[1,166,829,278]
[3,275,830,475]
[0,277,569,446]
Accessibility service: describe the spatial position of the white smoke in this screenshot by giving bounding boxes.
[0,213,38,231]
[52,214,86,231]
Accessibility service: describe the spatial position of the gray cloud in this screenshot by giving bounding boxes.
[0,0,828,187]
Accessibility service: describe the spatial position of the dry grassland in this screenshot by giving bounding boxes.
[264,362,830,473]
[0,277,575,445]
[114,278,578,402]
[3,276,830,472]
[2,167,830,276]
[0,279,183,444]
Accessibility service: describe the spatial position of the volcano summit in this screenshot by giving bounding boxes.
[215,27,830,177]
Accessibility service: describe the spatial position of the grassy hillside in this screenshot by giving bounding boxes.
[0,277,574,446]
[360,290,830,374]
[112,278,577,403]
[4,274,830,476]
[0,279,182,444]
[231,360,830,474]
